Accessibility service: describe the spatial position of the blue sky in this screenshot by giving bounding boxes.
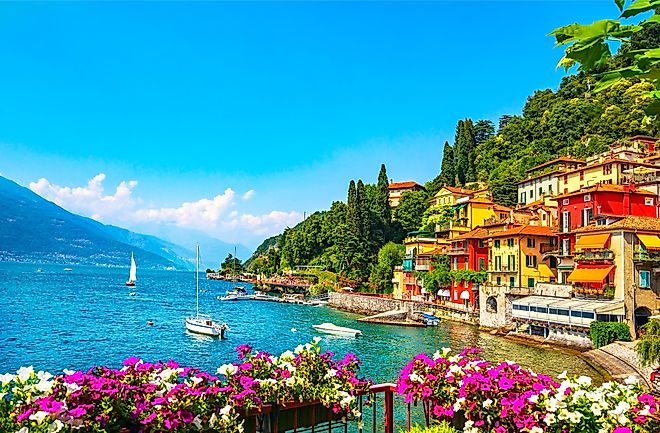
[0,1,618,249]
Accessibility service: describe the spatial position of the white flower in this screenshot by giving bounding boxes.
[557,370,567,380]
[62,369,75,376]
[313,336,322,343]
[17,366,34,382]
[190,377,203,385]
[209,413,217,427]
[16,428,29,433]
[217,364,238,376]
[280,350,294,360]
[29,410,50,424]
[624,375,639,385]
[463,420,478,433]
[324,369,338,379]
[576,376,592,386]
[483,398,493,408]
[566,411,582,424]
[192,415,203,429]
[528,394,538,404]
[35,379,54,393]
[442,347,451,356]
[544,412,556,425]
[0,373,14,385]
[453,397,465,411]
[37,371,53,381]
[530,427,543,433]
[47,420,64,433]
[432,351,441,360]
[294,345,305,354]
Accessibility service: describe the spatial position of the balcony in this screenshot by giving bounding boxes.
[540,243,558,254]
[415,264,430,271]
[447,246,469,255]
[573,284,615,299]
[573,249,614,262]
[634,250,660,263]
[487,265,517,273]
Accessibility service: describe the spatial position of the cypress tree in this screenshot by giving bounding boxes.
[463,119,477,183]
[455,120,468,185]
[439,141,456,187]
[376,164,392,241]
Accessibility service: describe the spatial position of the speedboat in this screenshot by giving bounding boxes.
[217,294,238,301]
[312,322,362,337]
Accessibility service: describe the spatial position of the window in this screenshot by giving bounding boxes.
[494,240,501,248]
[520,192,526,203]
[646,197,654,206]
[562,198,569,205]
[496,276,501,285]
[530,189,534,199]
[478,239,485,248]
[561,211,571,232]
[538,187,543,196]
[495,256,501,271]
[527,238,536,248]
[604,164,612,175]
[526,255,537,267]
[571,310,581,318]
[557,309,570,316]
[564,175,568,185]
[584,194,591,202]
[508,255,516,270]
[582,311,595,319]
[509,277,515,287]
[582,208,593,227]
[640,270,651,289]
[478,258,485,271]
[580,171,584,181]
[549,185,553,194]
[537,307,548,314]
[507,238,514,247]
[527,278,535,288]
[561,238,571,256]
[549,308,558,315]
[452,257,458,271]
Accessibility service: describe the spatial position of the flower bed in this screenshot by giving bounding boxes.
[0,338,370,433]
[397,347,660,433]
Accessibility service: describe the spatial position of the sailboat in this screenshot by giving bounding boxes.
[185,244,227,338]
[217,246,249,301]
[126,252,137,287]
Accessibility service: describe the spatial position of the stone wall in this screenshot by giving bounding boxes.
[329,292,479,325]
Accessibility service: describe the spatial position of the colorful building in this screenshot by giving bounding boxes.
[388,181,425,208]
[433,193,511,243]
[555,184,657,283]
[517,157,585,206]
[448,227,493,307]
[569,216,660,337]
[392,231,442,301]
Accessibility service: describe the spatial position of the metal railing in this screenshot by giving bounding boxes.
[573,249,614,262]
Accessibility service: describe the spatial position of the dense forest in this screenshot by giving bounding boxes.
[246,19,660,292]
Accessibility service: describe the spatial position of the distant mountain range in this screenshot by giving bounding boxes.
[0,176,246,270]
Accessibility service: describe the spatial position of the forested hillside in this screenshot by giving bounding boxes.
[247,19,660,291]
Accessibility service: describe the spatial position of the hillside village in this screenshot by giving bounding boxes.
[389,135,660,347]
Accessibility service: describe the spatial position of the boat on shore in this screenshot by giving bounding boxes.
[422,311,440,326]
[312,322,362,337]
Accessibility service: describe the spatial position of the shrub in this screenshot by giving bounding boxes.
[590,321,632,348]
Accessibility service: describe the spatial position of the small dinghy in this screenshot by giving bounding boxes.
[312,322,362,337]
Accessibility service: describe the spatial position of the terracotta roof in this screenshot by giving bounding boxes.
[486,225,556,239]
[527,157,586,174]
[575,216,660,233]
[518,169,563,185]
[388,181,424,190]
[555,183,656,199]
[564,158,660,174]
[494,204,513,212]
[442,185,476,195]
[453,227,495,240]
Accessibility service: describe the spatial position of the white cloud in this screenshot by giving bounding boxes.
[28,173,299,243]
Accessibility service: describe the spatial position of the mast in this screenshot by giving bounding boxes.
[233,245,237,288]
[196,243,199,318]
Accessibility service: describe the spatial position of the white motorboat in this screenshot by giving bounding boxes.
[217,294,238,301]
[312,322,362,337]
[186,244,227,338]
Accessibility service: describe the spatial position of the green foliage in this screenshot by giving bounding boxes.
[402,422,458,433]
[369,242,405,293]
[437,141,456,190]
[589,321,632,349]
[636,318,660,367]
[393,190,430,234]
[451,269,488,284]
[417,255,452,292]
[422,204,455,232]
[220,253,243,275]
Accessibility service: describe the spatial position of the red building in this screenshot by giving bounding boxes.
[448,227,492,306]
[556,184,657,283]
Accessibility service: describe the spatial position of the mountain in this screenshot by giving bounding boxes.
[0,176,190,269]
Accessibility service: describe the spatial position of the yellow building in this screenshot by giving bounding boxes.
[486,225,558,291]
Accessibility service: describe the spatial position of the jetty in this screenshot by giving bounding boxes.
[358,309,425,327]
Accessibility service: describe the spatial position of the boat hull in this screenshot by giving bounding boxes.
[185,318,225,338]
[126,281,135,287]
[312,325,361,337]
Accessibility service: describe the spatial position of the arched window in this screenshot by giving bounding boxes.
[486,296,498,313]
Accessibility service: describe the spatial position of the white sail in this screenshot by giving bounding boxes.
[129,252,137,282]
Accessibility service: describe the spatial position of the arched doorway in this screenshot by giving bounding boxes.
[486,296,498,313]
[635,306,652,333]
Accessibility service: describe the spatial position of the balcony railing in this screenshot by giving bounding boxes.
[488,265,517,273]
[573,249,614,262]
[415,264,430,271]
[634,250,660,263]
[573,285,615,299]
[540,243,558,254]
[447,246,468,255]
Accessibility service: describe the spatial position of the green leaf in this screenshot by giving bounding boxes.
[621,0,660,18]
[615,0,626,11]
[645,98,660,115]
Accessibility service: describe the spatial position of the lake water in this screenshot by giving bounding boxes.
[0,262,602,383]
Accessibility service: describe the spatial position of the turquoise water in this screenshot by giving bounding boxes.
[0,262,601,383]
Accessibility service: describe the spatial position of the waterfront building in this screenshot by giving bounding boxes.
[570,215,660,337]
[555,184,657,284]
[517,157,586,206]
[387,181,425,208]
[392,231,442,301]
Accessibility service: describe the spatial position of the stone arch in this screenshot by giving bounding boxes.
[635,306,652,332]
[486,296,498,313]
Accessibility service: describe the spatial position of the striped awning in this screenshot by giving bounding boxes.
[574,234,611,251]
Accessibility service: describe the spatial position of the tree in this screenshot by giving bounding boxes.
[636,318,660,367]
[221,254,243,275]
[376,164,392,229]
[438,141,456,189]
[417,255,452,294]
[394,190,430,234]
[369,242,405,293]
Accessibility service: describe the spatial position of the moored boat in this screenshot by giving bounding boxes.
[186,244,227,338]
[126,252,137,287]
[312,322,362,337]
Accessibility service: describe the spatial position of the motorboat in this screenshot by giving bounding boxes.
[422,312,440,326]
[312,322,362,337]
[217,294,238,301]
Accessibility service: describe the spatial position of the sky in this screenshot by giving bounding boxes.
[0,1,620,250]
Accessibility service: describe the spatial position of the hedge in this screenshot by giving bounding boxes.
[589,321,632,349]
